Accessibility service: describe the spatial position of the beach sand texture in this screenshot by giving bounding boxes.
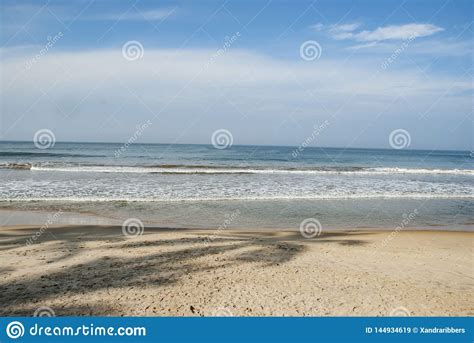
[0,226,472,316]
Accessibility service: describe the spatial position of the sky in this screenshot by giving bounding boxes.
[0,0,472,150]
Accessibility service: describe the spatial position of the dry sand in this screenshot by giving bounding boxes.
[0,225,472,316]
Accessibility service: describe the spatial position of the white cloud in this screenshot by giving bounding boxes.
[327,23,444,42]
[346,42,378,50]
[85,8,176,21]
[354,23,444,41]
[328,23,361,40]
[310,23,324,31]
[2,48,468,98]
[311,23,361,35]
[331,32,356,40]
[330,23,361,32]
[0,48,470,149]
[344,39,472,55]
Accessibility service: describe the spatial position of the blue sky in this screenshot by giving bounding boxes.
[0,0,472,150]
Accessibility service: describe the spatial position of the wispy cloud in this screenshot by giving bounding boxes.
[354,23,443,41]
[311,22,361,36]
[328,22,362,40]
[1,48,470,148]
[310,23,324,31]
[85,8,177,21]
[346,42,378,50]
[330,23,361,33]
[324,23,444,42]
[346,39,473,55]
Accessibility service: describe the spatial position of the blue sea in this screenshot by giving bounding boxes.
[0,141,472,230]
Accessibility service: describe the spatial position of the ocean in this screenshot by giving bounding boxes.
[0,141,472,230]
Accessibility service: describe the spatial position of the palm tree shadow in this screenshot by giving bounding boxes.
[0,225,370,316]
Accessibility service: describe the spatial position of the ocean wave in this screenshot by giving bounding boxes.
[0,163,32,170]
[0,151,107,158]
[1,194,473,202]
[16,164,474,176]
[366,167,474,176]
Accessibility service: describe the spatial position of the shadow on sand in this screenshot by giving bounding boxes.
[0,225,372,315]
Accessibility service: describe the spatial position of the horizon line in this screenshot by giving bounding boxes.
[0,140,470,153]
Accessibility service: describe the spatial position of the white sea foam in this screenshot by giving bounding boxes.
[28,165,474,176]
[2,193,473,203]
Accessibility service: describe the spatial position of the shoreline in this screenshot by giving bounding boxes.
[3,224,474,234]
[1,224,472,316]
[1,208,473,232]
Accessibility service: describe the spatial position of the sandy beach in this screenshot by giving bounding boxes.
[0,224,472,317]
